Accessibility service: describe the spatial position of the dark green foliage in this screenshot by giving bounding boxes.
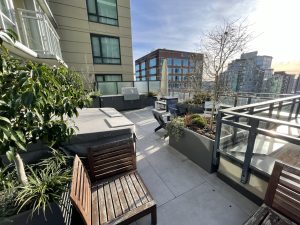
[147,91,157,97]
[0,54,90,159]
[166,117,185,141]
[192,92,212,104]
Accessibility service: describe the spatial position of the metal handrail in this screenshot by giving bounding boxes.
[16,8,62,59]
[214,95,300,184]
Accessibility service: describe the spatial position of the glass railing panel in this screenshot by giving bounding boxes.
[16,9,62,58]
[97,82,117,95]
[134,81,148,94]
[117,82,133,94]
[149,81,160,93]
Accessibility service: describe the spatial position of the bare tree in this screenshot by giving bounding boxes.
[189,53,204,94]
[201,19,252,129]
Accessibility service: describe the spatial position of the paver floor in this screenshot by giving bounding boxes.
[122,107,258,225]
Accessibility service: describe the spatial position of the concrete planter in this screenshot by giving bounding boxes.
[187,104,204,113]
[169,128,216,173]
[0,203,67,225]
[90,96,100,108]
[176,103,204,114]
[100,95,155,111]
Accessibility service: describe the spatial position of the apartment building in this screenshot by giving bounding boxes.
[0,0,63,65]
[135,49,203,92]
[221,51,273,93]
[274,71,296,94]
[47,0,134,89]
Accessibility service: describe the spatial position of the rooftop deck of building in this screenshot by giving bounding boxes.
[121,107,258,225]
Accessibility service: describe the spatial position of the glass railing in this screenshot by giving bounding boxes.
[214,95,300,183]
[96,81,161,95]
[16,9,62,59]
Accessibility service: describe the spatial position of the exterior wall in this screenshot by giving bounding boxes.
[274,71,296,94]
[135,49,203,92]
[48,0,134,82]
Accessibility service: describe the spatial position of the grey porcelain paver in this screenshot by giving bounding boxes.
[121,107,258,225]
[157,182,249,225]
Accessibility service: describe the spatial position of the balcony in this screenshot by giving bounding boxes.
[0,4,62,61]
[16,8,62,59]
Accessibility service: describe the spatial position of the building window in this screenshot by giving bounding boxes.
[183,59,189,67]
[135,64,139,72]
[174,68,181,74]
[174,59,182,67]
[91,34,121,64]
[149,76,156,81]
[87,0,118,26]
[183,68,188,74]
[141,70,145,76]
[168,68,173,74]
[141,62,145,70]
[96,74,122,82]
[160,58,166,65]
[168,58,173,66]
[149,58,157,67]
[149,68,156,75]
[135,71,140,76]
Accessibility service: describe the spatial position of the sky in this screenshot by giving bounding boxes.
[131,0,300,74]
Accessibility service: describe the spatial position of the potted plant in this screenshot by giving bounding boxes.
[0,48,89,223]
[88,90,101,108]
[166,114,217,172]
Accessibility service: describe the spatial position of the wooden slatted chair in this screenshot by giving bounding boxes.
[244,161,300,225]
[70,140,156,225]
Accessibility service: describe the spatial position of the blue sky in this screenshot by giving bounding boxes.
[131,0,300,74]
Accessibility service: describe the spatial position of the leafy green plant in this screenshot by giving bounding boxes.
[0,54,90,185]
[89,90,101,98]
[192,92,212,104]
[166,117,185,141]
[0,165,17,191]
[147,91,157,97]
[186,114,208,128]
[16,150,71,218]
[0,165,18,217]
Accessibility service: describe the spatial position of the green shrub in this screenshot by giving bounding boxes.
[166,117,185,141]
[186,114,207,128]
[192,92,212,104]
[147,91,157,97]
[192,117,207,128]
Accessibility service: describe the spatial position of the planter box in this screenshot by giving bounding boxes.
[0,203,67,225]
[176,103,204,115]
[169,128,216,173]
[187,104,204,114]
[90,96,100,108]
[100,95,155,111]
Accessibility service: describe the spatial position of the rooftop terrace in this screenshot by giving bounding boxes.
[121,107,258,225]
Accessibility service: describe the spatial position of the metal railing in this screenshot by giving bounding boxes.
[0,6,18,35]
[214,95,300,184]
[16,8,62,58]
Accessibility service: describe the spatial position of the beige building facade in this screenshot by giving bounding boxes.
[48,0,134,86]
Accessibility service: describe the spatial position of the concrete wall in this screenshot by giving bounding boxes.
[48,0,134,82]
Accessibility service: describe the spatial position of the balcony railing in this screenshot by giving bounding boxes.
[16,8,62,59]
[214,95,300,184]
[0,7,18,34]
